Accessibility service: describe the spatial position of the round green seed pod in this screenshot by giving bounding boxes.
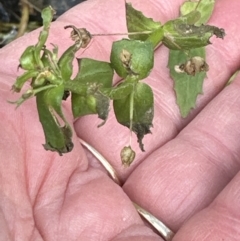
[110,39,154,80]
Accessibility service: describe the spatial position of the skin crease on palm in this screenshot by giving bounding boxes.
[0,0,240,240]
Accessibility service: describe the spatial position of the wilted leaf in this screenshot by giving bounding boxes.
[162,1,223,51]
[113,82,153,151]
[168,48,206,117]
[110,39,154,80]
[162,18,216,50]
[36,85,73,155]
[71,58,113,124]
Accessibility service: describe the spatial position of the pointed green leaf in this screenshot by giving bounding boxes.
[71,58,113,123]
[58,46,75,81]
[58,45,78,81]
[113,83,153,151]
[110,39,154,80]
[126,3,161,41]
[125,3,163,47]
[12,70,39,92]
[35,6,55,67]
[167,0,220,117]
[168,48,206,117]
[36,85,73,155]
[180,0,215,25]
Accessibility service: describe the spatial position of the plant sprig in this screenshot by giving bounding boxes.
[10,0,225,165]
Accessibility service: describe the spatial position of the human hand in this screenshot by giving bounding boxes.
[0,0,240,240]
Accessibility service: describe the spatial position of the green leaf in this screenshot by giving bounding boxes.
[71,58,113,124]
[168,48,206,117]
[113,82,153,151]
[12,70,39,92]
[19,46,38,70]
[126,2,162,43]
[162,0,221,51]
[181,0,215,25]
[110,39,154,80]
[73,58,113,87]
[58,45,75,81]
[44,84,67,121]
[35,6,55,67]
[58,44,80,81]
[162,18,214,50]
[102,81,134,100]
[167,0,219,117]
[36,85,73,155]
[72,91,110,126]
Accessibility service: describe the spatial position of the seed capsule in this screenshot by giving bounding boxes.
[175,56,209,76]
[120,146,136,167]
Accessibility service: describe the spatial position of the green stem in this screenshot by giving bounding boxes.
[92,31,153,37]
[195,0,203,11]
[64,81,88,95]
[129,85,135,146]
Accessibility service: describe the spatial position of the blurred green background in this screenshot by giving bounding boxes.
[0,0,86,47]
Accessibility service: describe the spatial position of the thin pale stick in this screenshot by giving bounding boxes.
[91,31,153,37]
[79,138,121,185]
[133,202,175,241]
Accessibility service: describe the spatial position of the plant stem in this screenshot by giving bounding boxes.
[129,86,135,146]
[92,31,153,37]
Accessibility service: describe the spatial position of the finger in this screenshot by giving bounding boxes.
[173,171,240,241]
[74,0,240,179]
[123,73,240,232]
